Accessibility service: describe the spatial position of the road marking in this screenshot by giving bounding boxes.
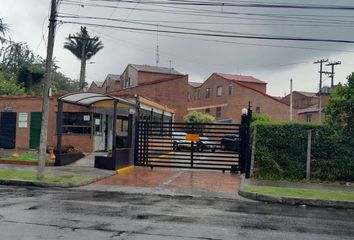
[116,166,134,174]
[149,152,175,162]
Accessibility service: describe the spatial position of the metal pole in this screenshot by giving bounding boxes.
[112,100,118,159]
[250,127,257,178]
[306,130,312,181]
[56,99,63,155]
[290,78,293,121]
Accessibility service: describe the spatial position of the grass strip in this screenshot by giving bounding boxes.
[0,169,90,184]
[5,152,51,162]
[243,185,354,202]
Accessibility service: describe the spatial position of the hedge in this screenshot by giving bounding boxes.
[252,121,354,181]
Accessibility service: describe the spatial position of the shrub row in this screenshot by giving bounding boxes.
[252,121,354,181]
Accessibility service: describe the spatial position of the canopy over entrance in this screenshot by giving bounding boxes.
[56,92,137,164]
[58,92,136,107]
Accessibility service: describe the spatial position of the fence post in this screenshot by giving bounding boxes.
[250,127,257,178]
[306,130,312,181]
[240,114,247,174]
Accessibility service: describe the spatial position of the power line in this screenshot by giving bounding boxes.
[60,20,354,44]
[70,0,354,10]
[60,1,354,24]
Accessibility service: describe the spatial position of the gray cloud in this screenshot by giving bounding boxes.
[1,0,354,96]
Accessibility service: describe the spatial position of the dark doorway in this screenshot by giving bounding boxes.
[0,112,17,149]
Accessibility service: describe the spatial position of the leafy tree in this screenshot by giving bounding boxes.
[17,64,45,94]
[64,27,104,90]
[51,71,80,93]
[252,113,272,123]
[184,111,215,134]
[0,71,25,95]
[184,111,215,124]
[326,73,354,136]
[1,42,42,73]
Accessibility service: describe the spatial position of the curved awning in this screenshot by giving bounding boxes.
[58,92,136,107]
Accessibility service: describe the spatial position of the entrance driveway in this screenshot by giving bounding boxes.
[83,167,242,199]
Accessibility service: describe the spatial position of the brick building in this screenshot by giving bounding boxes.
[88,64,189,121]
[282,90,331,122]
[0,94,173,151]
[187,73,294,123]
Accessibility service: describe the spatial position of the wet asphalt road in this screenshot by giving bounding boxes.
[0,185,353,240]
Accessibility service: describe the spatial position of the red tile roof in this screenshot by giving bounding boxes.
[217,73,267,84]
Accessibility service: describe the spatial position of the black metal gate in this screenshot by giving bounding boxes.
[135,120,250,173]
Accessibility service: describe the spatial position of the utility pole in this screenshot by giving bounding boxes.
[37,0,57,180]
[156,25,160,66]
[326,61,341,88]
[290,78,293,121]
[68,31,96,91]
[313,59,328,122]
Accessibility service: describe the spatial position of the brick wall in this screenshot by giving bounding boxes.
[188,74,295,123]
[114,75,189,121]
[282,92,318,109]
[0,96,95,152]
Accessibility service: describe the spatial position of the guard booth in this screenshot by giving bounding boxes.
[56,92,137,169]
[56,93,175,170]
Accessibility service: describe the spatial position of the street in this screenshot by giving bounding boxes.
[0,185,353,239]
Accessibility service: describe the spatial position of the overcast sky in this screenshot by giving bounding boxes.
[2,0,354,96]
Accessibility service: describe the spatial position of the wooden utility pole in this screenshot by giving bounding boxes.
[326,61,341,88]
[313,59,328,122]
[37,0,57,180]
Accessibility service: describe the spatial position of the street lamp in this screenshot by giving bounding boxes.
[241,108,248,115]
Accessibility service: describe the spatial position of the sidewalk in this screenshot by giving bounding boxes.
[240,178,354,209]
[0,153,115,187]
[81,167,245,200]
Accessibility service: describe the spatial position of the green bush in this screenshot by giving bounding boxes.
[252,122,354,181]
[252,113,272,123]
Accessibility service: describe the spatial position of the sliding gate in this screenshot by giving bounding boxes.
[135,121,249,173]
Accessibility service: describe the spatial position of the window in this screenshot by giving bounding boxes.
[216,86,222,96]
[124,77,131,88]
[187,92,191,101]
[216,107,222,118]
[228,84,233,95]
[256,107,261,114]
[206,88,211,98]
[205,108,210,114]
[195,89,201,100]
[123,71,132,88]
[306,114,312,122]
[61,112,92,135]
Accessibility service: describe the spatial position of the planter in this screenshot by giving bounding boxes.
[55,152,85,166]
[95,148,131,170]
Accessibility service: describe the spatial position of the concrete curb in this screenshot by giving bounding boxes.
[0,173,116,188]
[239,189,354,209]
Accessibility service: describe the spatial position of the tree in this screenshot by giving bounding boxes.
[0,18,9,43]
[64,27,103,90]
[0,71,25,95]
[252,113,272,123]
[1,42,42,73]
[326,73,354,136]
[184,111,215,124]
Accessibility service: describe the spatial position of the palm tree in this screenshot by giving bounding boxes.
[0,18,9,43]
[64,27,103,90]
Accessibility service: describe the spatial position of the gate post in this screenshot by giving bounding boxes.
[240,107,252,178]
